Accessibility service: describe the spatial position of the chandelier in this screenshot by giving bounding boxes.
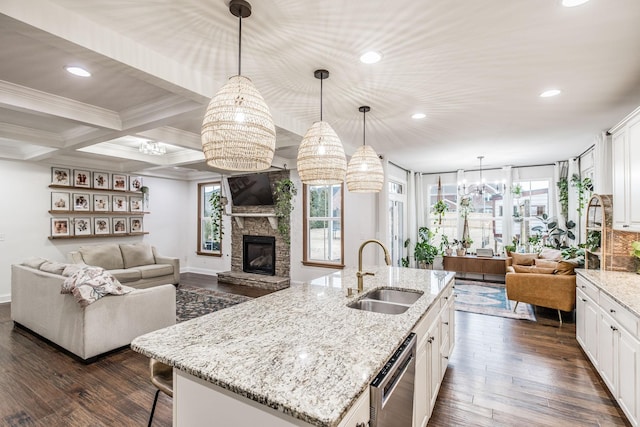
[458,156,505,198]
[201,0,275,171]
[139,141,166,156]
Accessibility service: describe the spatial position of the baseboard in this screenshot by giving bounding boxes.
[0,293,10,303]
[182,267,219,276]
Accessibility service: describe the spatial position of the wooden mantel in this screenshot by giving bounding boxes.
[228,213,277,230]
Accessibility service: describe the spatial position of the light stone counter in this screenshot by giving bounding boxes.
[131,266,455,427]
[578,269,640,317]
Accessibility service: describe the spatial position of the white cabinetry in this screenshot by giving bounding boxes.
[610,106,640,232]
[412,280,455,427]
[576,274,640,426]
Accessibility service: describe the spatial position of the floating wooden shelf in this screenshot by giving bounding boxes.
[49,184,145,195]
[229,213,278,230]
[49,210,148,215]
[48,232,149,240]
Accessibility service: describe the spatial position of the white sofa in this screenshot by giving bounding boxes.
[68,243,179,288]
[11,264,176,362]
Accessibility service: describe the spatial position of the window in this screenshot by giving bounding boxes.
[512,180,550,250]
[303,183,344,267]
[389,181,407,267]
[197,181,222,256]
[428,183,458,248]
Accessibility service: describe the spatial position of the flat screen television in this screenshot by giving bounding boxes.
[226,173,274,206]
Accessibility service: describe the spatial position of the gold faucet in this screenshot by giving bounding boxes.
[356,239,392,293]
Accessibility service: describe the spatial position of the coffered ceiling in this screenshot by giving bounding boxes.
[1,0,640,179]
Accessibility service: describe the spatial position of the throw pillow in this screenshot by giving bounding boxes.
[513,265,556,274]
[21,257,49,269]
[556,259,579,275]
[39,261,68,275]
[511,252,538,266]
[538,247,562,261]
[119,243,155,269]
[534,259,559,269]
[79,244,124,270]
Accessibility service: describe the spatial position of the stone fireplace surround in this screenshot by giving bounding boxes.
[216,170,291,291]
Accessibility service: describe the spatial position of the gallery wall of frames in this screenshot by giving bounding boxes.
[49,167,148,239]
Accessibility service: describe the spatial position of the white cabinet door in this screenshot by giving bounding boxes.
[576,288,587,348]
[612,130,627,229]
[598,311,617,392]
[427,320,441,414]
[337,388,370,427]
[617,319,640,426]
[628,119,640,231]
[413,344,429,427]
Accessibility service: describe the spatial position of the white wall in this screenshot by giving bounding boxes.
[0,159,190,302]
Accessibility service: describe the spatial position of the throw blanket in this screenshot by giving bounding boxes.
[62,266,133,307]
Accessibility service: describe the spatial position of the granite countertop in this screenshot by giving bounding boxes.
[131,266,455,427]
[578,269,640,317]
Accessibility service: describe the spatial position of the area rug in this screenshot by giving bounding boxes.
[455,280,536,321]
[176,285,253,322]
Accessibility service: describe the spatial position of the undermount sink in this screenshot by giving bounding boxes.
[348,288,424,315]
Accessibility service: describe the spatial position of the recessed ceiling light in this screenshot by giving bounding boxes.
[64,66,91,77]
[562,0,589,7]
[411,113,426,119]
[540,89,561,98]
[360,51,382,64]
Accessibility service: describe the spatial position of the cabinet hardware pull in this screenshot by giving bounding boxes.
[444,296,448,300]
[611,325,618,331]
[444,356,449,360]
[443,321,449,325]
[582,299,587,302]
[581,285,586,289]
[610,309,616,313]
[623,224,630,228]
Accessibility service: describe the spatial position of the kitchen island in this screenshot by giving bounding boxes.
[132,266,455,427]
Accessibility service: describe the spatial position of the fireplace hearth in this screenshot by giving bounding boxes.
[243,235,276,276]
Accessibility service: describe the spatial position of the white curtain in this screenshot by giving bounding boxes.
[456,169,465,240]
[406,170,417,267]
[501,166,513,253]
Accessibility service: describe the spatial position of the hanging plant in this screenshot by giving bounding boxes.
[570,174,593,216]
[431,200,448,225]
[209,189,223,243]
[274,178,297,244]
[556,177,569,222]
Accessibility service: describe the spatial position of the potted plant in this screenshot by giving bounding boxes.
[631,241,640,274]
[273,178,297,245]
[440,234,453,256]
[453,239,467,256]
[414,227,439,269]
[432,199,448,225]
[209,189,224,245]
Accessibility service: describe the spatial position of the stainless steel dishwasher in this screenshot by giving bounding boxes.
[370,332,416,427]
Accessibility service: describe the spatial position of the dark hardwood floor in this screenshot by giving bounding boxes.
[0,274,630,426]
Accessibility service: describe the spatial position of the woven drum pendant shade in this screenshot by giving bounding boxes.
[346,145,384,192]
[202,75,275,171]
[297,121,346,185]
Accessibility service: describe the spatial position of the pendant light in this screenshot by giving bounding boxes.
[296,69,347,185]
[346,106,384,192]
[201,0,276,171]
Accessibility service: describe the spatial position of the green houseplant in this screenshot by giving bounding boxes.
[432,199,448,225]
[414,227,439,268]
[274,178,297,244]
[631,241,640,274]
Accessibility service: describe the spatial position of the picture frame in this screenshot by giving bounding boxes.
[112,217,127,234]
[51,167,70,186]
[73,218,91,236]
[129,217,143,233]
[93,171,110,189]
[112,174,127,191]
[51,192,70,211]
[93,194,109,212]
[73,170,91,188]
[129,176,143,192]
[73,193,91,211]
[94,217,110,235]
[130,196,143,212]
[51,218,70,237]
[112,195,128,212]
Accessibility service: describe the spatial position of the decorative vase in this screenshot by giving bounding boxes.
[445,248,453,256]
[456,249,466,256]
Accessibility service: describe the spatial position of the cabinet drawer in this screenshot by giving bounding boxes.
[414,303,439,349]
[600,292,639,336]
[577,275,599,302]
[440,284,454,309]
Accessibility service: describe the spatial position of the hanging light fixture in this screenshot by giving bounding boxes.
[139,141,166,156]
[458,156,505,198]
[201,0,275,171]
[296,69,346,185]
[346,106,384,192]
